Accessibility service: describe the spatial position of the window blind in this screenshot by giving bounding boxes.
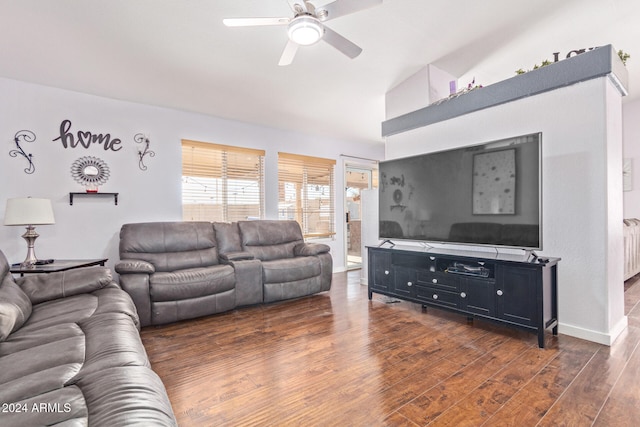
[182,140,265,222]
[278,152,336,239]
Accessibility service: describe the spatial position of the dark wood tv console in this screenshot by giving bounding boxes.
[367,245,559,348]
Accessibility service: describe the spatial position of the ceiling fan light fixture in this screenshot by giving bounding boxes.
[287,16,323,45]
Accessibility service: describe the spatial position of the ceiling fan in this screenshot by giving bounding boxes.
[223,0,382,66]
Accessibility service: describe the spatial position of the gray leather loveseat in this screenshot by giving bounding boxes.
[115,220,332,326]
[0,249,176,426]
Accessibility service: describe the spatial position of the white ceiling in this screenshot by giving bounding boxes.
[1,0,638,144]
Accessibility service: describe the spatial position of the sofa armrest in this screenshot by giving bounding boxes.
[225,258,263,306]
[119,274,152,327]
[115,259,156,275]
[17,266,116,304]
[294,243,330,256]
[219,251,255,262]
[217,252,262,306]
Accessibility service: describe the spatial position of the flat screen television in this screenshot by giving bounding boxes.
[378,132,542,250]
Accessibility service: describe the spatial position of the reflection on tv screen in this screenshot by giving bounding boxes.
[378,133,541,250]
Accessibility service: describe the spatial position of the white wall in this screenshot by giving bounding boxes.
[623,98,640,218]
[360,188,378,285]
[385,76,626,345]
[0,77,384,273]
[385,65,456,120]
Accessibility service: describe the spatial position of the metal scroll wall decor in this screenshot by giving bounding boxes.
[9,130,37,174]
[10,121,158,182]
[134,133,155,171]
[71,156,110,192]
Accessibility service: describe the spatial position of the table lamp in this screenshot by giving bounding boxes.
[4,197,55,267]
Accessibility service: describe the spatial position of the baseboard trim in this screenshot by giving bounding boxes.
[558,315,628,346]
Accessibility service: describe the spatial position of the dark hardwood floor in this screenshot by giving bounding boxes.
[141,271,640,426]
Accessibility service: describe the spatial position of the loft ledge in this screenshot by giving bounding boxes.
[381,45,628,138]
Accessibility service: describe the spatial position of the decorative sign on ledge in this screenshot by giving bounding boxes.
[381,45,629,138]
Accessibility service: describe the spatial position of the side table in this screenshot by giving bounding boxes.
[10,259,108,277]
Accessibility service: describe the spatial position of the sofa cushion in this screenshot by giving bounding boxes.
[262,257,321,284]
[238,220,304,261]
[264,276,322,303]
[150,265,235,302]
[6,286,139,335]
[120,221,219,272]
[213,222,243,253]
[76,311,151,378]
[0,278,33,342]
[152,290,236,325]
[0,322,83,357]
[18,266,115,305]
[0,360,84,406]
[0,334,85,393]
[239,220,304,246]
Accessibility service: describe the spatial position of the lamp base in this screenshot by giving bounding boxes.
[20,225,40,268]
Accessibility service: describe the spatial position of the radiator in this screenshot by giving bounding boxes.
[624,218,640,280]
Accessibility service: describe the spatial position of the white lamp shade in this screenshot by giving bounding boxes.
[4,198,55,226]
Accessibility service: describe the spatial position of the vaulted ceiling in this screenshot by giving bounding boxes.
[1,0,638,144]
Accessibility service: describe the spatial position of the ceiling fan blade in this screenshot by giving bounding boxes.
[315,0,382,21]
[322,26,362,59]
[279,40,299,66]
[223,17,290,27]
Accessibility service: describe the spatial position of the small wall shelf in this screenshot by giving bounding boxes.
[69,192,119,206]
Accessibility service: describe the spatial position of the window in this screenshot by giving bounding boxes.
[182,140,265,222]
[278,152,336,239]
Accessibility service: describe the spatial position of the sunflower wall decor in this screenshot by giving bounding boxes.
[71,156,110,192]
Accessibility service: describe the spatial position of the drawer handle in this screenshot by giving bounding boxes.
[433,294,438,300]
[497,289,504,296]
[460,292,467,298]
[407,281,413,287]
[432,279,438,284]
[384,270,389,275]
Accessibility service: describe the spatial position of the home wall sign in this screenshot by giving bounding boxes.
[9,130,37,174]
[53,119,122,152]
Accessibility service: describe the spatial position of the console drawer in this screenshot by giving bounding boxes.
[416,272,458,291]
[415,285,460,309]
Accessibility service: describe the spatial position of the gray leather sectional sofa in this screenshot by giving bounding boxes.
[0,220,331,425]
[0,249,177,426]
[115,220,332,326]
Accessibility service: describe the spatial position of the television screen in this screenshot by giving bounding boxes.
[378,133,542,250]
